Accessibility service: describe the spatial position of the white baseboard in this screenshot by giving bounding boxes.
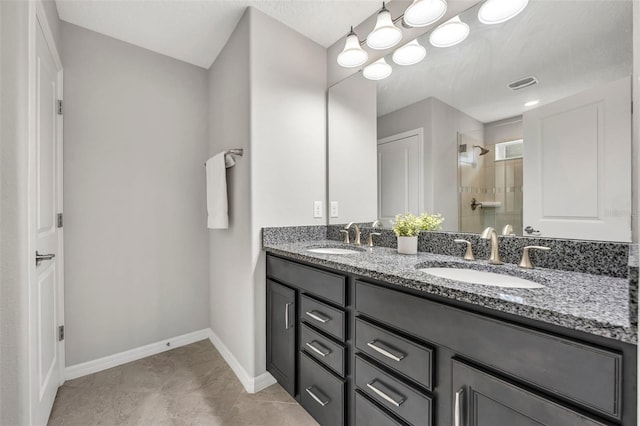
[207,329,276,394]
[65,328,212,380]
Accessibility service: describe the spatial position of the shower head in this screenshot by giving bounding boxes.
[473,145,490,156]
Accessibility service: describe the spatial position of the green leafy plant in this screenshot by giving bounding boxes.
[419,213,444,231]
[392,213,444,236]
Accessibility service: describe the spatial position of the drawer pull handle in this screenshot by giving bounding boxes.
[284,303,292,330]
[305,386,330,407]
[366,380,406,407]
[454,387,464,426]
[305,310,330,323]
[367,340,406,362]
[305,341,332,357]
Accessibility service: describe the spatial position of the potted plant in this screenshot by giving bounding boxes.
[392,213,444,254]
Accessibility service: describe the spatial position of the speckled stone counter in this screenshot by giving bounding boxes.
[263,239,637,344]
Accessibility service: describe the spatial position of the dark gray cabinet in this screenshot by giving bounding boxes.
[452,360,607,426]
[266,279,296,396]
[265,254,637,426]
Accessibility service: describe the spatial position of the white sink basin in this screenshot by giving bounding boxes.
[307,247,362,255]
[419,268,545,289]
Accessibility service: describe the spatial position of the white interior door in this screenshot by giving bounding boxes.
[377,130,424,225]
[30,10,64,425]
[523,76,631,242]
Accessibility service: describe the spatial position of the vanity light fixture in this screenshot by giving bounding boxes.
[363,57,393,80]
[337,27,369,68]
[392,39,427,66]
[478,0,529,25]
[403,0,447,28]
[366,2,403,50]
[524,99,539,107]
[429,16,469,47]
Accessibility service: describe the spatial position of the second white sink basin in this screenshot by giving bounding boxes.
[307,247,362,255]
[419,267,545,289]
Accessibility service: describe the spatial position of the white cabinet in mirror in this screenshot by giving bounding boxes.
[327,0,634,242]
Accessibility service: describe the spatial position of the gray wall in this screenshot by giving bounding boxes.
[61,23,210,366]
[0,2,31,424]
[328,73,377,224]
[207,8,253,375]
[208,7,327,380]
[378,97,483,231]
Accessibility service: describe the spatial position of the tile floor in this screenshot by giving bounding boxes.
[48,340,318,425]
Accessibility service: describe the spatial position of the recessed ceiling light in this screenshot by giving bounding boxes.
[429,16,470,48]
[363,58,393,80]
[478,0,529,25]
[392,39,427,66]
[404,0,448,28]
[524,100,539,107]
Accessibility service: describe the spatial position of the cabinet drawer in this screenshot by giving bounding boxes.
[356,318,433,391]
[356,281,623,420]
[355,391,406,426]
[267,255,346,306]
[301,295,346,341]
[300,352,345,426]
[301,323,346,377]
[356,355,433,426]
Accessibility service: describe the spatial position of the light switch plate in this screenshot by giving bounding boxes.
[330,201,339,218]
[313,201,323,218]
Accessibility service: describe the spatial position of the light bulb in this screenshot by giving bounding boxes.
[337,28,368,68]
[367,4,403,50]
[429,16,469,48]
[392,39,426,66]
[478,0,529,25]
[404,0,447,27]
[363,58,393,80]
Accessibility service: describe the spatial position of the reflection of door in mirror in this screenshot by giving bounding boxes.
[377,129,424,226]
[523,77,631,242]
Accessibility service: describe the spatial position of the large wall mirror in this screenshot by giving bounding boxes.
[328,0,633,242]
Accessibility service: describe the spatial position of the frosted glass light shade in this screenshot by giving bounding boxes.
[367,8,403,50]
[478,0,529,24]
[392,39,426,65]
[429,16,469,47]
[404,0,447,27]
[337,30,368,68]
[363,58,393,80]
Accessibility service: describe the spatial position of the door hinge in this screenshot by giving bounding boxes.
[57,99,63,115]
[57,213,63,228]
[58,325,64,341]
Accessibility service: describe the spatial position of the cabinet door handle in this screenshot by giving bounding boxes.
[284,303,292,330]
[305,386,330,407]
[366,380,405,407]
[305,310,330,323]
[367,340,406,362]
[305,341,332,357]
[454,387,464,426]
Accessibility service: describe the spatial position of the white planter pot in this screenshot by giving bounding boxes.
[397,236,418,255]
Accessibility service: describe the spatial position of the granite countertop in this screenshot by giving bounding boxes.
[263,240,637,344]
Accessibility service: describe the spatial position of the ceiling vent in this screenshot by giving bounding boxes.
[508,76,538,91]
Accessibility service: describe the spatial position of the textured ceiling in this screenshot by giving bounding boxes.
[376,0,633,123]
[55,0,383,69]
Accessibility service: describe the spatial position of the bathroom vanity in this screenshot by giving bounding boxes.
[264,236,637,426]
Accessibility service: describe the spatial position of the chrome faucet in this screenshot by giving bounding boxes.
[343,222,362,246]
[480,227,503,265]
[371,220,383,228]
[501,224,514,236]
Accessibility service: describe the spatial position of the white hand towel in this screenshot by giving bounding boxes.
[206,153,229,229]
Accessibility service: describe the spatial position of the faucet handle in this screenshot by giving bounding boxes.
[353,224,361,246]
[454,239,475,261]
[518,246,551,269]
[339,229,350,244]
[368,232,382,247]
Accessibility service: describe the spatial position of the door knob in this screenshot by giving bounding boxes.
[524,226,541,236]
[36,251,55,266]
